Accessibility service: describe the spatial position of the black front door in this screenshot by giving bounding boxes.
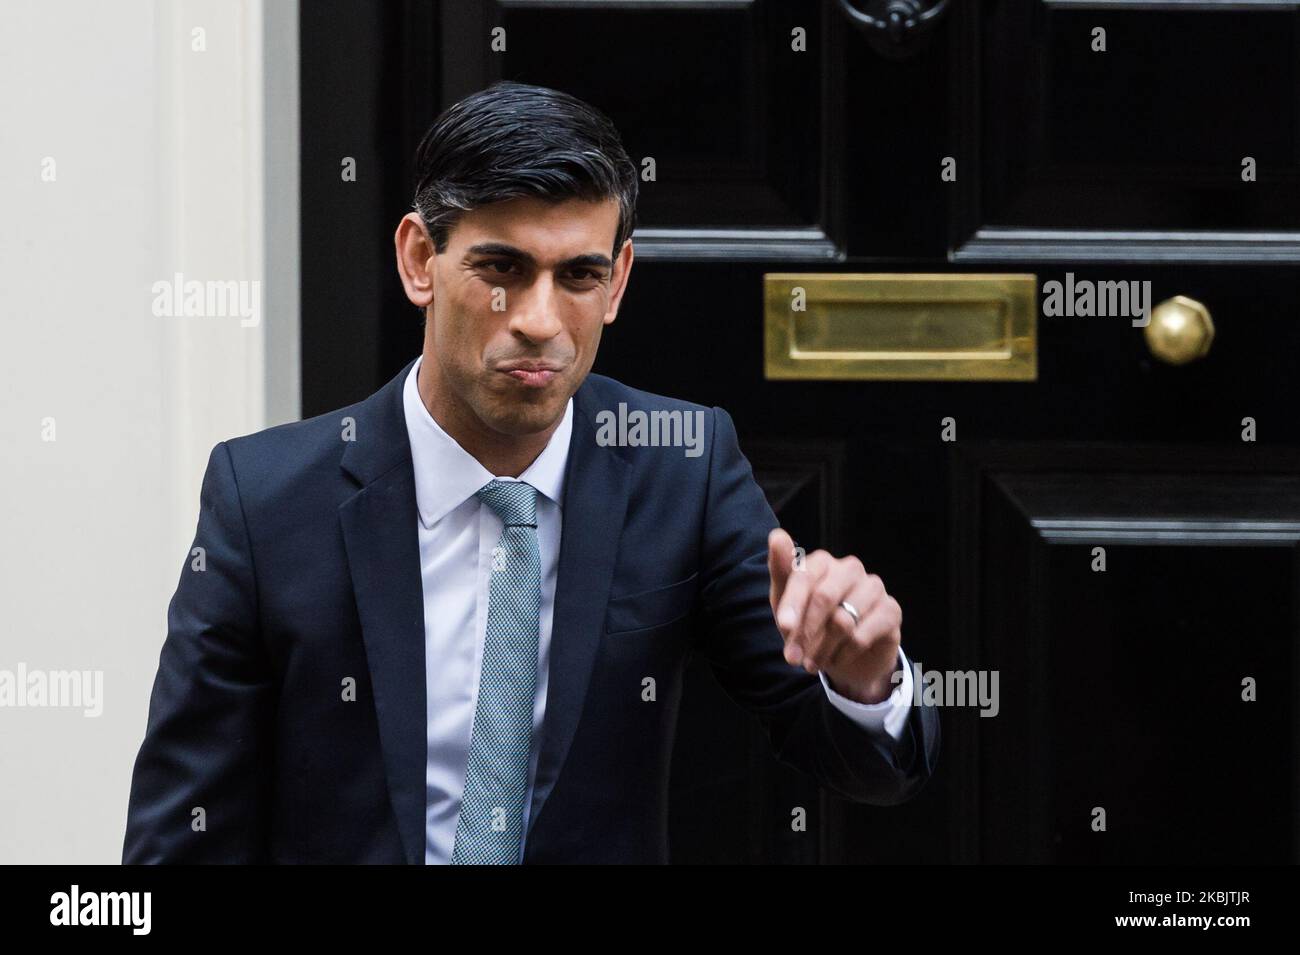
[301,0,1300,864]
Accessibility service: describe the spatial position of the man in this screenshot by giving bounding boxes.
[123,81,939,864]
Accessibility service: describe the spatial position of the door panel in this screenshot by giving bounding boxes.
[953,445,1300,863]
[952,1,1300,260]
[437,0,840,260]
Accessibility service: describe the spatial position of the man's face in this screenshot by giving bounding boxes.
[418,195,631,440]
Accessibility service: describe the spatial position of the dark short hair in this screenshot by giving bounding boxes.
[412,81,638,259]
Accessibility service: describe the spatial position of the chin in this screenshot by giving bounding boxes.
[485,399,565,437]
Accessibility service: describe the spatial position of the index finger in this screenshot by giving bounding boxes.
[767,527,798,613]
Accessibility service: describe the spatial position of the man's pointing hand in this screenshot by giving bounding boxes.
[767,527,902,705]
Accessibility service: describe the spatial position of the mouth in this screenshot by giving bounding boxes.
[503,368,557,388]
[495,362,563,389]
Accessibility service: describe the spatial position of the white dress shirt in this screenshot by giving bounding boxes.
[401,356,914,864]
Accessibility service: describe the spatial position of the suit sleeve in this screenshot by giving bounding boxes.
[122,441,276,862]
[694,406,939,806]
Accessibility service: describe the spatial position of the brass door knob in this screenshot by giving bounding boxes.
[1145,296,1215,365]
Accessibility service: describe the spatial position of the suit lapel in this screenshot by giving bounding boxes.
[339,358,427,865]
[526,381,631,845]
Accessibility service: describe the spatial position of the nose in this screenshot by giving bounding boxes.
[508,274,564,344]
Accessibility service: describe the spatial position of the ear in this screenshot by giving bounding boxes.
[395,213,436,308]
[603,238,635,327]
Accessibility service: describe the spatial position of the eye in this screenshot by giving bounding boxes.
[569,268,604,282]
[480,260,517,275]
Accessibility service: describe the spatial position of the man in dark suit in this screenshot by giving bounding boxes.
[123,81,939,864]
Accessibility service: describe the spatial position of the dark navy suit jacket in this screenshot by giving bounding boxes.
[123,358,939,863]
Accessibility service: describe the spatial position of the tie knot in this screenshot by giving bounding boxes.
[475,479,538,527]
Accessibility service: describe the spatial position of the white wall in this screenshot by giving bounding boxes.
[0,0,298,863]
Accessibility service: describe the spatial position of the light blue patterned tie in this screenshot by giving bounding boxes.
[451,479,541,865]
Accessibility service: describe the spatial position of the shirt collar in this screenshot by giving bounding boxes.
[402,353,573,529]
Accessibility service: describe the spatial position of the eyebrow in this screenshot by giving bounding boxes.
[465,242,613,272]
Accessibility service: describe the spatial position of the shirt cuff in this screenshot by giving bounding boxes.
[819,646,913,742]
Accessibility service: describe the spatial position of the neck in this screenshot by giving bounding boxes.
[417,359,558,478]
